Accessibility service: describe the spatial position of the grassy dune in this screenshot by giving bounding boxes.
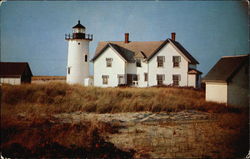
[1,82,242,115]
[1,82,248,158]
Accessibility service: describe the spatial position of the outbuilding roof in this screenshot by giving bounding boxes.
[188,68,202,74]
[91,38,199,64]
[203,54,249,82]
[0,62,33,77]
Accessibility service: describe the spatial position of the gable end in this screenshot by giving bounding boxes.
[147,39,199,64]
[91,43,128,62]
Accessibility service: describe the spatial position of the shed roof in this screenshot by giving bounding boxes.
[91,39,199,64]
[0,62,33,77]
[203,54,249,82]
[188,68,203,74]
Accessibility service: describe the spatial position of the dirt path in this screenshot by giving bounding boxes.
[53,110,214,124]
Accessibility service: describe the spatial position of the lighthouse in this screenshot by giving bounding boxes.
[65,20,93,85]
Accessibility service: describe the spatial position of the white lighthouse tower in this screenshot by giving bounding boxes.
[65,20,93,85]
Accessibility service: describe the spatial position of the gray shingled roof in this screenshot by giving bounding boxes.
[91,39,199,64]
[203,55,249,82]
[109,43,135,62]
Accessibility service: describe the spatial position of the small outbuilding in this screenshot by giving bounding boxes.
[203,54,249,107]
[0,62,33,85]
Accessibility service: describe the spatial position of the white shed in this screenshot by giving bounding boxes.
[203,55,249,107]
[0,62,33,85]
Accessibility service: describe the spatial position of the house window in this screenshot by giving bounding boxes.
[67,67,70,74]
[173,56,181,67]
[136,59,141,67]
[126,74,139,86]
[106,58,113,67]
[156,74,165,85]
[173,74,181,86]
[132,74,139,81]
[157,56,165,67]
[85,55,88,62]
[132,75,139,86]
[144,73,148,81]
[102,75,109,85]
[117,75,125,84]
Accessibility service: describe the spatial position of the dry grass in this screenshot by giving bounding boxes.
[0,82,248,158]
[1,114,133,158]
[1,82,243,115]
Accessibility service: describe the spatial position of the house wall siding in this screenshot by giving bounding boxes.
[126,61,148,87]
[227,63,249,107]
[205,82,228,103]
[188,74,196,88]
[126,62,136,74]
[93,47,125,87]
[148,43,189,86]
[0,77,21,85]
[137,61,149,87]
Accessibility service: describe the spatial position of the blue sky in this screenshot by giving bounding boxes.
[1,1,249,76]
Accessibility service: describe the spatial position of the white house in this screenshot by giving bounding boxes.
[203,54,249,107]
[92,33,201,88]
[0,62,33,85]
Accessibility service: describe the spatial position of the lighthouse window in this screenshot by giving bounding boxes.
[85,55,88,62]
[78,43,80,45]
[144,73,148,81]
[67,67,71,74]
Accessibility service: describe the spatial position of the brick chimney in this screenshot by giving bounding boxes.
[171,32,176,41]
[125,33,129,43]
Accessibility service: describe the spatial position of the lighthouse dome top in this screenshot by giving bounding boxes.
[72,20,86,29]
[65,21,93,41]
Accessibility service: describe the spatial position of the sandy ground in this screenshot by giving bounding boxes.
[53,110,214,124]
[53,111,244,158]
